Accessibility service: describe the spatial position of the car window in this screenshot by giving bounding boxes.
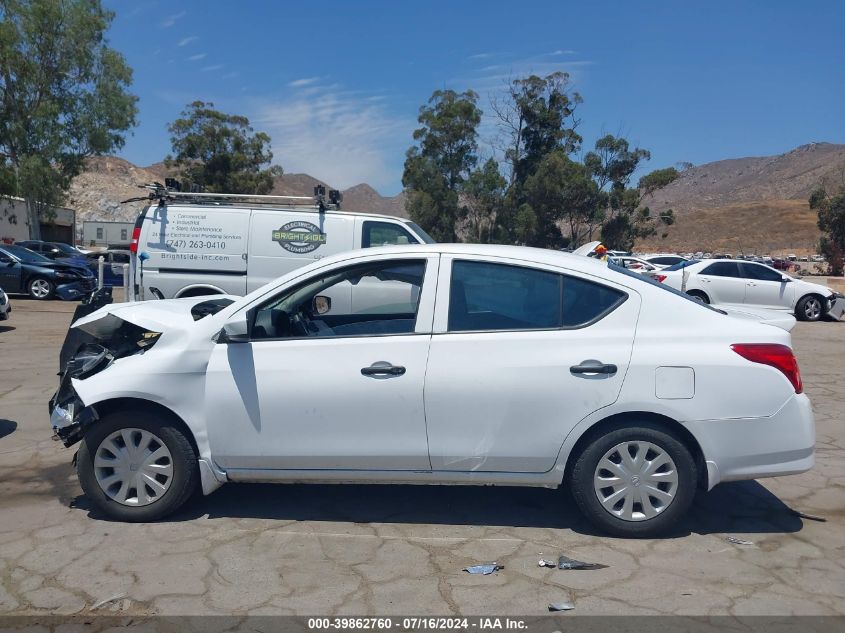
[741,262,783,281]
[112,252,130,264]
[648,256,683,265]
[362,221,418,248]
[664,259,700,271]
[406,222,436,244]
[700,261,742,278]
[448,260,625,332]
[251,259,426,340]
[2,244,51,264]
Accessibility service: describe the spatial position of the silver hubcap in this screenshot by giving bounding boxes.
[593,441,679,522]
[30,279,50,298]
[94,428,174,506]
[804,298,821,319]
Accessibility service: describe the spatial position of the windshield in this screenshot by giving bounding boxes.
[1,244,52,264]
[609,263,726,314]
[407,222,436,244]
[51,243,83,256]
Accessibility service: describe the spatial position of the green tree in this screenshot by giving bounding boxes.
[166,101,282,194]
[462,158,506,243]
[402,89,482,242]
[0,0,138,238]
[810,183,845,275]
[584,135,677,250]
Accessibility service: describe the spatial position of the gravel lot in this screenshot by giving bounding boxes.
[0,297,843,617]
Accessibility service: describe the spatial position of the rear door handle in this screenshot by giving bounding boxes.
[570,361,618,375]
[361,362,406,377]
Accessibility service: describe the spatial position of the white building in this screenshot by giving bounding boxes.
[0,196,76,245]
[82,220,134,247]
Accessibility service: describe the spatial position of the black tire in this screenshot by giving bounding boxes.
[570,422,698,537]
[686,290,709,304]
[795,294,824,322]
[77,410,198,521]
[27,277,55,300]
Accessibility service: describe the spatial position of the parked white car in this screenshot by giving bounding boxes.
[50,244,814,537]
[610,256,661,273]
[0,287,10,320]
[654,258,843,321]
[642,254,689,268]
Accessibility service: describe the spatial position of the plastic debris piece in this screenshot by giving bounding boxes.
[725,536,754,546]
[548,602,575,612]
[91,593,126,610]
[558,555,608,570]
[789,510,827,522]
[463,563,503,575]
[539,559,557,568]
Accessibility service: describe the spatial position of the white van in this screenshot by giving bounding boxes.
[128,190,434,300]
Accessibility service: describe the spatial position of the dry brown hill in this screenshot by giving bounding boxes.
[637,142,845,254]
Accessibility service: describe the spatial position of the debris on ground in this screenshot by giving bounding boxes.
[548,602,575,611]
[725,536,755,546]
[538,559,557,568]
[90,593,127,611]
[557,555,608,570]
[463,563,503,575]
[789,510,827,522]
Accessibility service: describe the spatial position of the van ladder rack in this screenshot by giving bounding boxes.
[121,182,342,211]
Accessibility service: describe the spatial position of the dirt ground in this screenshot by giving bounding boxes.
[0,296,843,617]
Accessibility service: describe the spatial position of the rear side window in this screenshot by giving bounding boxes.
[448,261,625,332]
[701,261,741,278]
[648,256,684,266]
[362,221,418,248]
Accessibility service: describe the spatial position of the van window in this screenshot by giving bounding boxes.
[362,221,417,248]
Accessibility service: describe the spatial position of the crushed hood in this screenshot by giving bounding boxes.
[72,295,237,332]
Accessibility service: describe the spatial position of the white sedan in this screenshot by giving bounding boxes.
[50,244,814,537]
[654,259,843,321]
[610,256,662,273]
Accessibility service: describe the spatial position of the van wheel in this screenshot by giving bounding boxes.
[795,295,823,321]
[28,277,55,300]
[77,411,198,521]
[570,423,697,537]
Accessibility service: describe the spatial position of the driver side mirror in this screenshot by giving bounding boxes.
[216,311,250,344]
[0,256,13,266]
[781,275,792,283]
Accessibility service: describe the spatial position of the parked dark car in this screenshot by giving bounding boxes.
[0,244,96,300]
[84,249,130,287]
[771,258,791,271]
[15,240,88,266]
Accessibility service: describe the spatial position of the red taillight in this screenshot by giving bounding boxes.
[654,274,667,283]
[731,343,803,393]
[129,227,141,254]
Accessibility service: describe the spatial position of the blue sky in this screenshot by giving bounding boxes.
[106,0,845,195]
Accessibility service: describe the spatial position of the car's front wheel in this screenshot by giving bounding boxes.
[28,277,54,300]
[686,290,709,304]
[795,294,824,322]
[570,423,697,537]
[77,411,198,521]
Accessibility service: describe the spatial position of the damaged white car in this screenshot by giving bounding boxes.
[50,244,815,537]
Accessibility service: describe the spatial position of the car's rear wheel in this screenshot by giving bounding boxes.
[686,290,709,304]
[570,423,697,537]
[77,411,198,521]
[795,294,824,321]
[28,277,54,300]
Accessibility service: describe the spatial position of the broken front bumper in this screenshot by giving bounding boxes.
[828,296,845,321]
[49,370,96,446]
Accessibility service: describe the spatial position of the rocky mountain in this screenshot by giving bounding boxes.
[637,142,845,254]
[67,158,407,224]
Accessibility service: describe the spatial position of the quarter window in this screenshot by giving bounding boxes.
[701,261,741,278]
[448,261,625,332]
[251,259,426,340]
[362,221,417,248]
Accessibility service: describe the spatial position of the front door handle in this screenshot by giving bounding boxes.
[361,362,406,377]
[570,361,618,375]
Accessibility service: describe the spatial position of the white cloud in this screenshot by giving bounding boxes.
[160,11,186,28]
[187,53,207,61]
[287,77,321,88]
[468,52,494,60]
[252,87,412,193]
[202,64,224,72]
[548,49,577,56]
[178,36,199,46]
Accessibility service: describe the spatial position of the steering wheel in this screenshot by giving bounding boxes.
[289,308,310,337]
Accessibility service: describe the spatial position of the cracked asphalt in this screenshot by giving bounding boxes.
[0,297,843,617]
